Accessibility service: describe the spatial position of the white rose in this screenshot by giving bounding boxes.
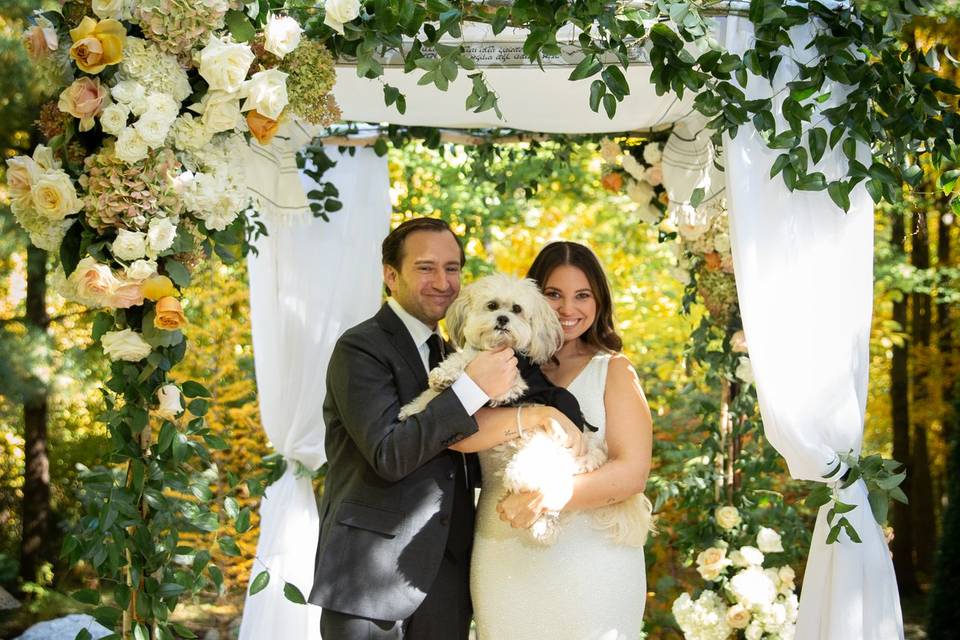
[729,568,777,608]
[757,526,784,553]
[621,154,645,181]
[194,91,243,134]
[112,229,147,261]
[31,171,82,220]
[599,138,621,164]
[102,328,152,361]
[242,69,289,120]
[778,565,796,591]
[626,179,654,205]
[156,384,183,420]
[745,621,764,640]
[198,35,255,94]
[264,14,302,58]
[738,545,765,566]
[715,505,741,530]
[713,232,731,254]
[134,113,173,149]
[147,217,177,254]
[125,259,157,281]
[725,604,751,629]
[100,103,130,136]
[92,0,124,19]
[695,546,730,582]
[643,143,663,164]
[323,0,361,35]
[736,356,755,385]
[676,203,710,241]
[115,127,149,164]
[171,169,196,194]
[111,80,146,108]
[145,92,179,121]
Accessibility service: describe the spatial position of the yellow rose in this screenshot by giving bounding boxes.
[246,110,281,145]
[725,604,751,629]
[154,296,186,330]
[69,16,125,74]
[142,275,177,301]
[715,505,742,530]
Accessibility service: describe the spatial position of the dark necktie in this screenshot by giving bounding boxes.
[427,333,444,370]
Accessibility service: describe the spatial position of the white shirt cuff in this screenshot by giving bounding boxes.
[451,373,489,416]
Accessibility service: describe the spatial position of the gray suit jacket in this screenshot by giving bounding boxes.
[308,304,480,620]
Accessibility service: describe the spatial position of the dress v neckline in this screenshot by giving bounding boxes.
[547,351,603,390]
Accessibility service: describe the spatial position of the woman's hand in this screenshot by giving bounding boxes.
[496,491,546,529]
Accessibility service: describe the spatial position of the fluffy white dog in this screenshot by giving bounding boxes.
[398,273,655,547]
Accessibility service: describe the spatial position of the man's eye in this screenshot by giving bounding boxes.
[512,304,523,314]
[487,301,499,311]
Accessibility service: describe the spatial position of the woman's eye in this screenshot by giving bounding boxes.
[487,301,499,311]
[512,304,523,314]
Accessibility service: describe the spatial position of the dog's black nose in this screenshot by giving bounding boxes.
[496,315,509,326]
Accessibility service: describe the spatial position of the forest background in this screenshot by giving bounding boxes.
[0,0,958,638]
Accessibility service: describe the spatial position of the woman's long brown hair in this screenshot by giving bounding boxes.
[526,241,623,353]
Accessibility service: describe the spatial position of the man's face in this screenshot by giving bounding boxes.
[384,229,462,328]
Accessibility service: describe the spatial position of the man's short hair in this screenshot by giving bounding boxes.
[381,217,466,270]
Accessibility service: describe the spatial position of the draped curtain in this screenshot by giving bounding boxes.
[238,146,391,640]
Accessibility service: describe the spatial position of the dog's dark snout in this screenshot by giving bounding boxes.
[496,315,509,326]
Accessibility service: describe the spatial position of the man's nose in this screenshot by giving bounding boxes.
[432,270,450,290]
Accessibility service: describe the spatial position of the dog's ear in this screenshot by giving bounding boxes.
[444,285,471,348]
[525,280,565,364]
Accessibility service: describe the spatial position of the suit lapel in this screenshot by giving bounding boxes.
[375,304,429,389]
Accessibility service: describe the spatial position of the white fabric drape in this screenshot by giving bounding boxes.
[720,15,903,640]
[238,147,391,640]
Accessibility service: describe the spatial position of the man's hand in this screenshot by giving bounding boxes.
[526,406,585,456]
[465,347,518,398]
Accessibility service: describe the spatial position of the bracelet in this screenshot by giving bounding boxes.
[515,406,525,439]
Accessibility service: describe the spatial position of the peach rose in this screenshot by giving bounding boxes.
[704,251,723,271]
[601,172,624,192]
[58,77,111,132]
[142,275,177,301]
[644,165,663,187]
[246,110,281,145]
[730,330,748,353]
[70,256,120,304]
[107,281,144,308]
[154,296,186,330]
[5,156,40,208]
[69,16,125,74]
[23,25,58,62]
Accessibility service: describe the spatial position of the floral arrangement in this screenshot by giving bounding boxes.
[598,136,753,385]
[672,506,799,640]
[9,0,339,375]
[6,1,343,633]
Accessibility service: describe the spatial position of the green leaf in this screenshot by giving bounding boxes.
[235,507,251,533]
[224,9,256,42]
[601,65,630,98]
[59,221,83,277]
[75,630,93,640]
[770,153,791,178]
[283,582,306,605]
[224,496,239,519]
[602,93,616,119]
[219,536,241,557]
[805,484,833,510]
[795,172,827,191]
[826,523,841,544]
[182,380,212,398]
[249,570,270,596]
[589,79,605,112]
[828,180,851,211]
[690,188,705,207]
[71,588,101,605]
[868,490,889,525]
[808,128,827,165]
[841,518,862,544]
[163,260,191,288]
[188,398,209,416]
[158,583,186,598]
[92,313,114,342]
[569,55,602,82]
[171,623,198,639]
[877,471,907,491]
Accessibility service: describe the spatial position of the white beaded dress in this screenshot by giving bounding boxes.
[471,352,647,640]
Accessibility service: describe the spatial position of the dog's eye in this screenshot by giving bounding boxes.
[512,304,523,314]
[486,301,499,311]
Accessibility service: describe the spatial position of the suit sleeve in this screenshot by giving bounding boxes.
[327,332,480,482]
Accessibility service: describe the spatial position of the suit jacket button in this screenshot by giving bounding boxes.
[447,470,456,480]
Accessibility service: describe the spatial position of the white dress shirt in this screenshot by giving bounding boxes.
[387,297,489,416]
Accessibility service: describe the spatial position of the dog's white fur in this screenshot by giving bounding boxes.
[398,273,655,547]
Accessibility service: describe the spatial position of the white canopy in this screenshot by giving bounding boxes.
[241,12,903,640]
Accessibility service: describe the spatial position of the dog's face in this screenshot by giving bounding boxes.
[444,274,564,364]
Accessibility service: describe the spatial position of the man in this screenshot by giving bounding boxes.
[309,218,527,639]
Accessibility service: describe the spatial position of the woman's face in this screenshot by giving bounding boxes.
[542,264,597,344]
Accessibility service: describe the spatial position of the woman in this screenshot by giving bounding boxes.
[471,241,654,640]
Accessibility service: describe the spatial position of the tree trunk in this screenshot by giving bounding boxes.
[937,211,953,444]
[19,245,50,586]
[910,209,937,577]
[891,209,919,594]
